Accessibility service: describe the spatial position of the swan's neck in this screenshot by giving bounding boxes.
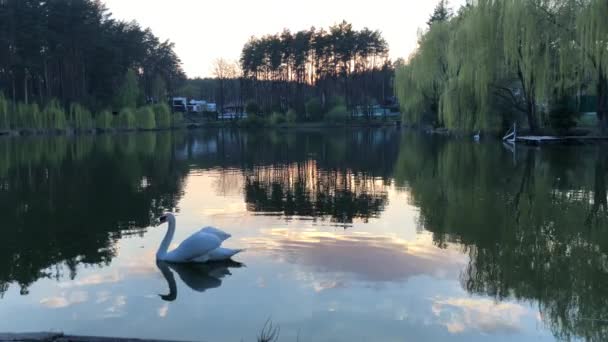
[157,216,176,260]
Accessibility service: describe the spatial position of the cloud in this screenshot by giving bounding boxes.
[245,229,466,283]
[58,273,121,289]
[432,297,529,335]
[40,291,89,308]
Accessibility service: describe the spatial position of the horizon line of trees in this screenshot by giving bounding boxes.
[240,21,393,118]
[395,0,608,134]
[0,0,185,115]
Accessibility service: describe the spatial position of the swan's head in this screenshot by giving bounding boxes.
[158,213,175,225]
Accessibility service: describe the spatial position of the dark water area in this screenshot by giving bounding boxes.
[0,129,606,341]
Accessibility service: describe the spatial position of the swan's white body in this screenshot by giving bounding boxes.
[473,131,481,141]
[156,214,242,263]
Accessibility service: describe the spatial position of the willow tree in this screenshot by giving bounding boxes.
[395,15,451,126]
[577,0,608,132]
[500,0,559,132]
[440,0,505,130]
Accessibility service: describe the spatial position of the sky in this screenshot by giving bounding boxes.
[102,0,467,78]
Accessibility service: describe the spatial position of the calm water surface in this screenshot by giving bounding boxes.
[0,129,606,341]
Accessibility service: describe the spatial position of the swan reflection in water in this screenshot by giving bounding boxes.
[156,260,244,302]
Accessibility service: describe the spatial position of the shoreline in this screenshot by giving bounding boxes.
[0,333,190,342]
[0,120,402,138]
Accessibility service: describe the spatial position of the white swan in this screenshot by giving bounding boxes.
[473,131,481,141]
[156,213,243,263]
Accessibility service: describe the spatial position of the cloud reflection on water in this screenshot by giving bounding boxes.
[432,297,531,335]
[246,229,467,283]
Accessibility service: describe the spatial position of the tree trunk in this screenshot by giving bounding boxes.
[597,70,608,135]
[517,65,539,133]
[525,96,539,133]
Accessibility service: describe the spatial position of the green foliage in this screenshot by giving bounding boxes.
[117,108,136,130]
[96,111,114,131]
[286,109,298,124]
[0,93,8,130]
[70,103,94,131]
[396,0,608,133]
[549,97,579,134]
[246,102,261,116]
[136,106,157,130]
[427,0,452,27]
[240,113,267,128]
[43,100,67,131]
[14,103,42,131]
[114,69,141,109]
[153,103,172,129]
[269,112,286,125]
[325,105,349,123]
[305,98,324,121]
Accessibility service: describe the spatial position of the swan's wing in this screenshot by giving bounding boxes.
[205,247,244,261]
[199,226,232,242]
[168,232,222,262]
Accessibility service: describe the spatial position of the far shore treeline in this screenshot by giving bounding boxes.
[179,21,399,125]
[0,0,185,132]
[396,0,608,135]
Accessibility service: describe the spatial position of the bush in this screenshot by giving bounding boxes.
[136,106,156,130]
[269,112,286,125]
[549,97,579,134]
[246,102,261,116]
[173,112,184,127]
[43,100,67,131]
[286,109,297,124]
[15,103,42,130]
[240,113,267,128]
[70,103,94,131]
[153,103,172,129]
[96,110,113,130]
[327,95,346,108]
[325,104,349,123]
[0,93,9,130]
[117,108,136,130]
[305,98,324,121]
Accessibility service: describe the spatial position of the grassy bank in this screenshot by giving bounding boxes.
[0,95,400,136]
[0,94,183,136]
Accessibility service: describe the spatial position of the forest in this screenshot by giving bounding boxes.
[181,21,397,123]
[395,0,608,134]
[0,0,185,132]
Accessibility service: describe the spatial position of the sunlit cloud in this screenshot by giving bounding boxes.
[432,297,529,334]
[40,291,89,308]
[245,229,466,283]
[58,273,121,289]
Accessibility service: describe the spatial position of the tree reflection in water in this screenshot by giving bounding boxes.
[3,129,607,340]
[0,129,400,295]
[394,134,608,341]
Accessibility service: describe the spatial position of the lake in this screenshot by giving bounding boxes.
[0,129,606,341]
